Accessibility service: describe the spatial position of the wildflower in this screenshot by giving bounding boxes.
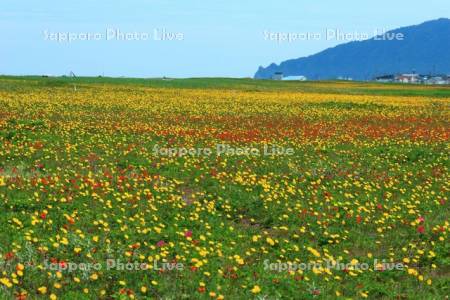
[90,273,98,281]
[417,225,425,234]
[266,237,275,246]
[251,285,261,294]
[0,277,12,288]
[307,247,321,257]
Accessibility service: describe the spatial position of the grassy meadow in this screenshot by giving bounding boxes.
[0,76,449,299]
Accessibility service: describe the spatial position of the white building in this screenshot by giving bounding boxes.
[396,74,420,84]
[283,76,307,81]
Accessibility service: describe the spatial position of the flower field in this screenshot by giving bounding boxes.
[0,78,449,299]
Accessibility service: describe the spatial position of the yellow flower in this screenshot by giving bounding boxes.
[38,286,47,294]
[307,247,321,257]
[90,273,98,281]
[251,285,261,294]
[266,237,275,246]
[0,277,12,288]
[141,286,147,293]
[50,294,57,300]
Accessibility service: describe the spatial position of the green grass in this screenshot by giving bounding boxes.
[0,78,448,299]
[1,75,450,97]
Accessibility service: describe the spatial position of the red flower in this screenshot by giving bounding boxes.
[198,286,206,293]
[40,213,47,220]
[184,230,193,238]
[356,215,362,224]
[417,225,425,234]
[15,293,27,300]
[156,240,165,247]
[4,252,14,260]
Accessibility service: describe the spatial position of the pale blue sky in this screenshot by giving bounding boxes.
[1,0,449,77]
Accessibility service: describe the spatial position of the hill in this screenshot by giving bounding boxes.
[254,18,450,80]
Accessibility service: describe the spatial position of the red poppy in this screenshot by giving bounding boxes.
[417,225,425,234]
[356,215,362,224]
[5,252,15,260]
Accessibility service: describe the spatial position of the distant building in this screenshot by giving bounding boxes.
[272,72,283,80]
[424,75,449,85]
[337,76,353,81]
[373,73,450,85]
[283,75,307,81]
[396,73,420,84]
[375,75,395,83]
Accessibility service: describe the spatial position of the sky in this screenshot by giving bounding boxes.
[1,0,449,78]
